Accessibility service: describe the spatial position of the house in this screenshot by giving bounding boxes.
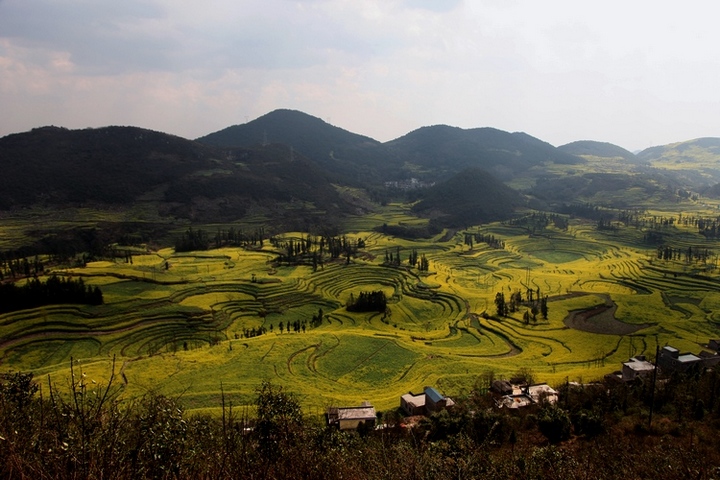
[699,350,720,368]
[400,386,454,416]
[659,344,720,373]
[620,355,655,381]
[326,401,376,430]
[658,346,703,374]
[495,383,558,409]
[490,380,513,396]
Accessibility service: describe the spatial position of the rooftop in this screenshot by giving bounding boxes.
[677,353,702,363]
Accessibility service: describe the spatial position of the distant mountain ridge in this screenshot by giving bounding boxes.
[385,125,583,181]
[196,110,585,184]
[1,110,719,231]
[558,140,638,163]
[197,109,403,184]
[636,137,720,187]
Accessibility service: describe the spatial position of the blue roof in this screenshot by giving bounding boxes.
[424,387,444,403]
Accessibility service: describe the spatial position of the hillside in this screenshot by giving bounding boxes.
[0,126,217,208]
[636,137,720,188]
[411,167,522,227]
[558,140,639,163]
[197,109,403,185]
[385,125,584,182]
[0,125,356,229]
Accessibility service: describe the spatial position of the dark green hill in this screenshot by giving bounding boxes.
[0,126,217,208]
[558,140,638,163]
[196,109,402,184]
[163,143,350,226]
[0,126,353,227]
[411,167,522,227]
[385,125,584,182]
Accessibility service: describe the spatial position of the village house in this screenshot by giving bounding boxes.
[658,344,720,373]
[400,386,454,416]
[326,401,376,430]
[657,346,703,374]
[491,381,559,409]
[606,355,656,382]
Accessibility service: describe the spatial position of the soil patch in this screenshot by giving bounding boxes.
[562,293,653,335]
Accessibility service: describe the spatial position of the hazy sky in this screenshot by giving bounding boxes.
[1,0,718,151]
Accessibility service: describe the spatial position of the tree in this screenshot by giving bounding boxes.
[494,292,506,317]
[538,405,572,443]
[254,381,303,457]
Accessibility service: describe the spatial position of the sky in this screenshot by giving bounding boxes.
[1,0,719,152]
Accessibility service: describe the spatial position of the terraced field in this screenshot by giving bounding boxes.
[2,213,720,413]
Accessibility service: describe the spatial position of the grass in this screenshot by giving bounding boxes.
[3,206,720,413]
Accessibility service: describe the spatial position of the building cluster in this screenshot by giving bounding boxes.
[325,340,720,432]
[606,340,720,383]
[490,381,559,409]
[326,386,455,431]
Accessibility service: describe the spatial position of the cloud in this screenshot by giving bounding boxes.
[1,0,719,150]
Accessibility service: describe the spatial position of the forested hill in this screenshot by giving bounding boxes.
[196,109,403,185]
[558,140,639,163]
[0,126,352,225]
[385,125,584,182]
[411,167,522,227]
[0,126,218,208]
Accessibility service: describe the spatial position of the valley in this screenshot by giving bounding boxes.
[3,199,720,414]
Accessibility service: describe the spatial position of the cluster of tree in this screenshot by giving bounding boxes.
[346,290,387,313]
[383,247,403,266]
[558,203,614,221]
[507,212,568,235]
[407,249,430,271]
[697,218,720,239]
[311,308,324,328]
[0,275,103,314]
[213,227,266,249]
[2,366,719,479]
[374,222,442,239]
[175,227,210,252]
[273,235,365,269]
[656,245,714,264]
[494,287,548,321]
[0,227,112,269]
[177,227,267,252]
[0,255,43,281]
[241,326,268,338]
[643,230,664,245]
[464,233,505,250]
[596,217,619,232]
[276,320,307,334]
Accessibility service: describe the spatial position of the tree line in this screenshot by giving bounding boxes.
[175,227,267,252]
[464,232,505,250]
[0,275,103,314]
[273,235,366,269]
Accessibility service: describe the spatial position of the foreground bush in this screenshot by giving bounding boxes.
[1,367,720,479]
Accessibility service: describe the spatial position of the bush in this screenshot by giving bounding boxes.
[537,406,572,443]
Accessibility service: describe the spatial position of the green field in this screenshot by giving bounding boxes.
[3,204,720,414]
